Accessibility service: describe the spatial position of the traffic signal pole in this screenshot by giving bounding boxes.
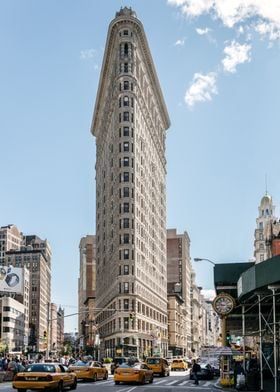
[46,302,50,359]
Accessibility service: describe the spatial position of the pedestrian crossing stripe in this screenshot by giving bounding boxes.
[92,379,215,387]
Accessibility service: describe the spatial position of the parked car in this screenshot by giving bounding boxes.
[68,360,108,381]
[114,363,153,385]
[210,362,220,377]
[146,357,170,377]
[171,358,188,371]
[189,362,214,380]
[12,363,77,392]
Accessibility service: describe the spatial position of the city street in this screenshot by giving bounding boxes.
[0,371,219,392]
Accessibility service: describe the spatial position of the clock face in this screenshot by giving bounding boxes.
[213,293,235,315]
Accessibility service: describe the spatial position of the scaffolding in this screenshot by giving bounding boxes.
[240,288,280,391]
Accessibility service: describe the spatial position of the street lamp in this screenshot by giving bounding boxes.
[193,257,216,266]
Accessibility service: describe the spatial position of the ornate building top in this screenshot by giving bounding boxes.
[115,7,137,19]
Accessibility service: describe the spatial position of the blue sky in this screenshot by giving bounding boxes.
[1,0,280,332]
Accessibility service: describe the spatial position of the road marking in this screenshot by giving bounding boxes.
[154,379,168,384]
[178,380,189,385]
[165,380,178,385]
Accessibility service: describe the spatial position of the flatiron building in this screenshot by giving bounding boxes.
[91,7,170,358]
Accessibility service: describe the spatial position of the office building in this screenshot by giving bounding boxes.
[4,235,51,352]
[167,229,192,356]
[78,235,97,354]
[91,7,170,358]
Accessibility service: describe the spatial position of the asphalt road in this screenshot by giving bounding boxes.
[0,370,219,392]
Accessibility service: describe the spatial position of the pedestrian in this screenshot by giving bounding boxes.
[234,361,245,390]
[192,359,201,385]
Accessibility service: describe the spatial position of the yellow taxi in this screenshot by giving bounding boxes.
[68,360,108,381]
[146,357,170,376]
[114,363,153,385]
[12,363,77,392]
[171,358,188,371]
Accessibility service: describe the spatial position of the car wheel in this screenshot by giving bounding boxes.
[141,376,146,385]
[115,381,120,385]
[161,370,165,377]
[92,373,97,382]
[18,389,27,392]
[149,376,153,384]
[70,378,77,390]
[103,371,108,380]
[56,381,63,392]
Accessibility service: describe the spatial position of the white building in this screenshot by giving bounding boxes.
[254,193,276,263]
[0,296,27,354]
[91,7,170,358]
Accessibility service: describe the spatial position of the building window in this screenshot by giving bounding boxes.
[123,126,129,136]
[124,142,129,151]
[124,265,129,275]
[124,299,129,310]
[123,112,129,121]
[124,63,128,73]
[124,234,129,244]
[124,81,129,90]
[123,157,129,166]
[123,218,129,228]
[123,187,129,197]
[123,172,129,182]
[123,30,129,36]
[124,249,129,260]
[123,96,129,106]
[124,282,129,293]
[123,203,129,212]
[124,43,129,55]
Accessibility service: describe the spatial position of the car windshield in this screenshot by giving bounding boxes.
[26,364,56,373]
[200,363,210,369]
[89,361,101,367]
[118,364,133,368]
[146,358,160,364]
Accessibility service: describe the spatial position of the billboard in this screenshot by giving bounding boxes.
[0,265,23,294]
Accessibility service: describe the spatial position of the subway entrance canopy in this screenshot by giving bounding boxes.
[213,255,280,391]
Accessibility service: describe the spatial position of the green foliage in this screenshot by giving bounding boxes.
[103,357,113,363]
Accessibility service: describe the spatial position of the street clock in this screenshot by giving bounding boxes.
[212,293,235,316]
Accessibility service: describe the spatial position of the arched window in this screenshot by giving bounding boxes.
[123,96,129,106]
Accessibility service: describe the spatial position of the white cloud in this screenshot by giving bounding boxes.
[185,72,218,107]
[222,40,251,73]
[80,49,96,60]
[255,21,280,41]
[167,0,280,33]
[201,289,216,300]
[175,37,186,46]
[196,27,211,35]
[168,0,213,18]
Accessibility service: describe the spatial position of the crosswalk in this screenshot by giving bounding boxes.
[77,377,215,388]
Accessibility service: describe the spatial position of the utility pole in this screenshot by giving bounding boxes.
[46,302,50,359]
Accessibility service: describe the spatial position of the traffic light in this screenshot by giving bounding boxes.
[43,330,47,339]
[226,332,231,347]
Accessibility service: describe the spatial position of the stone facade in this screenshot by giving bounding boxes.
[91,7,170,358]
[167,229,192,356]
[254,194,276,263]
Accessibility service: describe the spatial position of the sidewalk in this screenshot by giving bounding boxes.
[213,376,275,391]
